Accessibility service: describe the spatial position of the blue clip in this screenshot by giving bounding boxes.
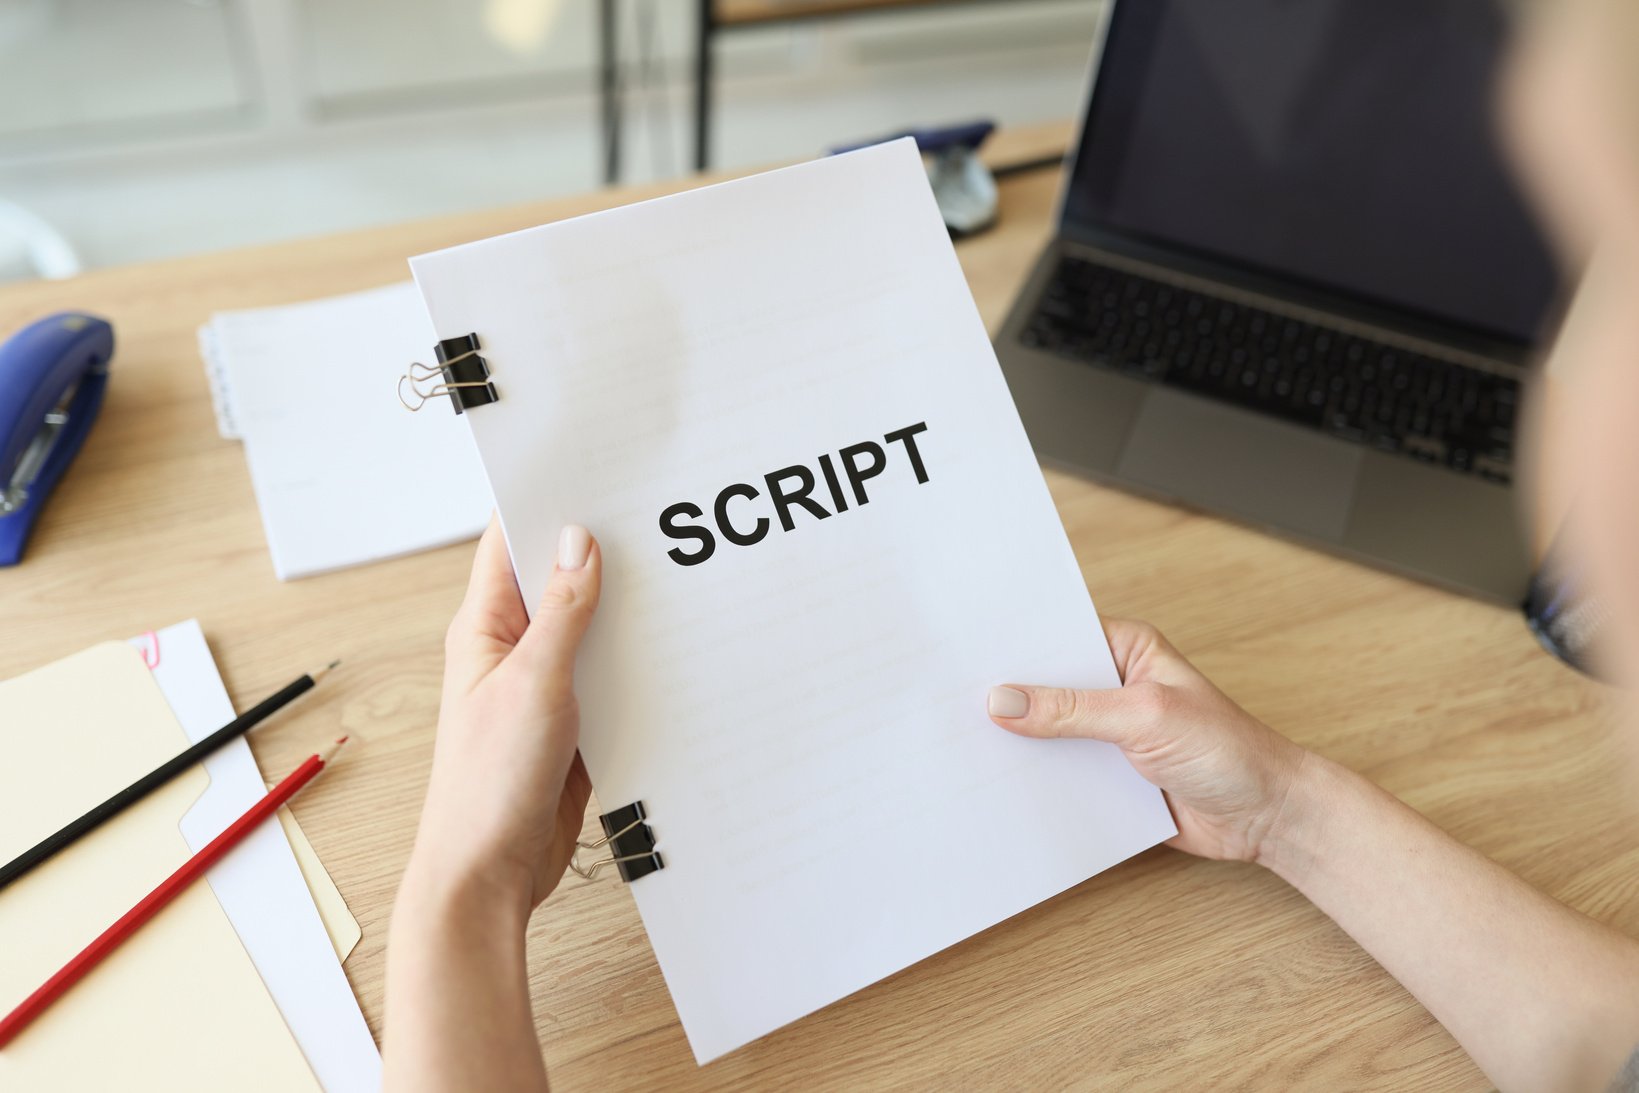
[0,313,114,566]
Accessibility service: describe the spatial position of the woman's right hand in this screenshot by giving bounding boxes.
[988,619,1312,864]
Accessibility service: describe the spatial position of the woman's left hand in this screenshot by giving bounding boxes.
[407,516,601,911]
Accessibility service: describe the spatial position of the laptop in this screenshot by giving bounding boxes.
[995,0,1562,603]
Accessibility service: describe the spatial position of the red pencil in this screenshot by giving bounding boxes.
[0,736,350,1049]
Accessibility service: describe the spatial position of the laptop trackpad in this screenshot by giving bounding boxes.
[1115,390,1362,541]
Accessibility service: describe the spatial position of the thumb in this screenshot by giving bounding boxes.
[987,681,1168,749]
[515,525,603,681]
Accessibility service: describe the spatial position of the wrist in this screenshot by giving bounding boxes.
[1254,750,1353,884]
[397,842,535,939]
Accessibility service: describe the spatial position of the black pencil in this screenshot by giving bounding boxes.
[0,660,340,893]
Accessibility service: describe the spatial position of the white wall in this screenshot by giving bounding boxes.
[0,0,1101,276]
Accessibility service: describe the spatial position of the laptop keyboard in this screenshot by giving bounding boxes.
[1020,255,1520,484]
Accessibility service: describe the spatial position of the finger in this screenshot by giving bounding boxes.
[986,681,1169,750]
[454,516,531,636]
[552,753,593,840]
[566,748,591,788]
[1100,617,1170,683]
[446,516,530,690]
[562,752,592,818]
[514,525,604,683]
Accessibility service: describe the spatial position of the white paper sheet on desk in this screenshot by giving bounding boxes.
[202,282,492,579]
[410,139,1178,1063]
[131,621,381,1091]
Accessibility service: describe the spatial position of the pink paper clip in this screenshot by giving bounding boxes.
[136,630,161,670]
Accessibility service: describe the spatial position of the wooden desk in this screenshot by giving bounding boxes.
[1,122,1631,1090]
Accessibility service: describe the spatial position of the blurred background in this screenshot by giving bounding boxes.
[0,0,1101,283]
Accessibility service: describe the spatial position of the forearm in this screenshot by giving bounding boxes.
[1262,756,1639,1092]
[384,859,548,1093]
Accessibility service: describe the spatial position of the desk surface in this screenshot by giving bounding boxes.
[2,122,1632,1091]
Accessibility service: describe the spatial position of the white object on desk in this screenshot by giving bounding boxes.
[411,138,1177,1063]
[133,620,380,1091]
[199,282,492,579]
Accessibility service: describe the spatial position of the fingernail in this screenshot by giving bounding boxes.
[558,524,591,570]
[988,686,1029,719]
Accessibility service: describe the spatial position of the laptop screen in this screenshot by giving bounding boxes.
[1062,0,1559,346]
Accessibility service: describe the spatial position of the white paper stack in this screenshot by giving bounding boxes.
[199,283,492,579]
[411,140,1178,1063]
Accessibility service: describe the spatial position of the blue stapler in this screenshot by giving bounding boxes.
[832,120,999,236]
[0,313,113,566]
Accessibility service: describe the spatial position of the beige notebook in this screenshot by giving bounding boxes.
[277,808,361,962]
[0,643,318,1091]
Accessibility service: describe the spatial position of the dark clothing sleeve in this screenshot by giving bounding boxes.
[1610,1045,1639,1093]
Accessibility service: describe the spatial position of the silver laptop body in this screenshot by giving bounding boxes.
[996,0,1560,603]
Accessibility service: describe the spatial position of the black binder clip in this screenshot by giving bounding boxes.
[571,801,664,883]
[396,333,499,414]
